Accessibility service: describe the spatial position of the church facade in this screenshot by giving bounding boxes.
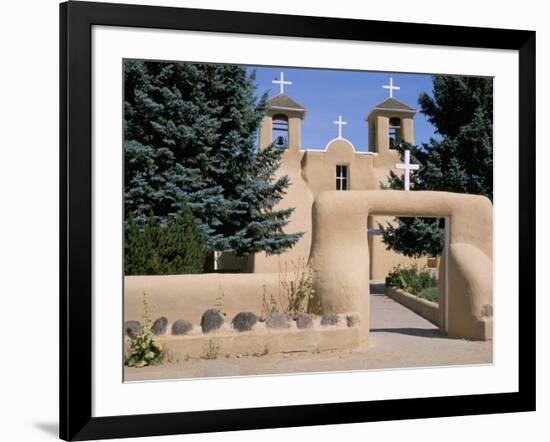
[220,74,423,281]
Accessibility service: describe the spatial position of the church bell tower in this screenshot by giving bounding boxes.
[366,77,416,154]
[258,72,306,164]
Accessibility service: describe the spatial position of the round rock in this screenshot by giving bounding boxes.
[201,309,224,333]
[152,317,168,335]
[321,313,340,326]
[124,320,140,338]
[172,319,193,335]
[231,312,257,332]
[266,313,292,329]
[346,313,360,328]
[296,313,313,329]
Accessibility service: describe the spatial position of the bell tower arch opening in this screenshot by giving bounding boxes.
[272,113,289,149]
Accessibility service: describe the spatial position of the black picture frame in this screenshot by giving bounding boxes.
[59,1,536,440]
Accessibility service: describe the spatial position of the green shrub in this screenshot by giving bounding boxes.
[125,202,207,275]
[417,286,439,303]
[385,263,438,299]
[125,293,166,368]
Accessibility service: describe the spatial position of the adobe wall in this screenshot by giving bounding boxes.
[301,140,377,194]
[124,272,363,358]
[125,273,283,325]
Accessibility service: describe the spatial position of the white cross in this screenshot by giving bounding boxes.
[272,71,292,95]
[395,149,419,191]
[383,77,400,98]
[333,115,348,138]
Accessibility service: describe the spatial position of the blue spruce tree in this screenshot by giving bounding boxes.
[124,60,302,260]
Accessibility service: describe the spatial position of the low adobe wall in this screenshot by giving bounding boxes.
[124,273,362,358]
[385,286,439,326]
[124,273,284,325]
[155,320,361,361]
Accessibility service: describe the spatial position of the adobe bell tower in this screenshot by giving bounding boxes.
[258,72,306,166]
[365,77,416,155]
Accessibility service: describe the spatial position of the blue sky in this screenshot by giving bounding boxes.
[246,66,439,152]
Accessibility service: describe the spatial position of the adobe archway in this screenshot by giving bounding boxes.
[307,190,493,342]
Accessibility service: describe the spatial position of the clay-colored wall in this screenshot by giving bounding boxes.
[288,117,301,151]
[301,140,377,196]
[376,115,390,152]
[308,190,493,341]
[401,116,415,144]
[125,273,285,325]
[368,119,375,152]
[259,115,272,149]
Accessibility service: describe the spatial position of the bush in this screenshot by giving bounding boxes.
[417,286,439,303]
[125,293,166,368]
[125,202,207,275]
[385,263,438,299]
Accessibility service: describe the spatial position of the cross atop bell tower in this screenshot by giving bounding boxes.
[272,71,292,95]
[382,77,400,98]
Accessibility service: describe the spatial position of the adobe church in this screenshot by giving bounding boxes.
[220,73,422,281]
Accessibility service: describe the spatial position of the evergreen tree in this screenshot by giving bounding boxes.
[380,76,493,258]
[124,60,302,257]
[125,203,208,275]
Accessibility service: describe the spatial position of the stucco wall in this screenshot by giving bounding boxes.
[125,273,284,325]
[301,139,378,195]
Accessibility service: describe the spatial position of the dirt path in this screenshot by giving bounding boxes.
[125,287,492,381]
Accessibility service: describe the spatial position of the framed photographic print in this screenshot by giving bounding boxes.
[60,1,536,440]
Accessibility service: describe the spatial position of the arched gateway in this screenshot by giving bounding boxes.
[308,190,493,341]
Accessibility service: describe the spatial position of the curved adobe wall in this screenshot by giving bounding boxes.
[307,190,493,341]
